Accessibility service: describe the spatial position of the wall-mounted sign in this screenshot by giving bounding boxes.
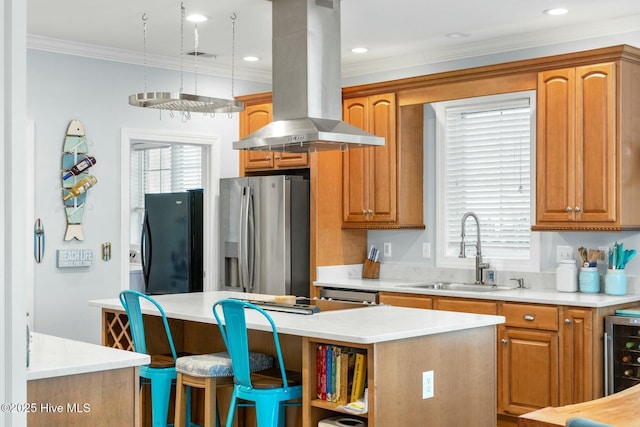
[56,249,93,268]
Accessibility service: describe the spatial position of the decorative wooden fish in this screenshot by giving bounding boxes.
[61,120,97,241]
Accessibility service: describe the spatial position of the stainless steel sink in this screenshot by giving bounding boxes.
[402,282,515,292]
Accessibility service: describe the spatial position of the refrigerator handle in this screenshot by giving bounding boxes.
[141,210,152,290]
[604,331,609,396]
[239,187,250,292]
[246,188,255,292]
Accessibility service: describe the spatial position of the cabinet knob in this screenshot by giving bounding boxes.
[274,155,280,161]
[523,314,535,321]
[565,318,572,325]
[265,155,271,161]
[575,206,581,213]
[362,209,367,215]
[501,339,508,345]
[565,207,573,212]
[367,209,373,214]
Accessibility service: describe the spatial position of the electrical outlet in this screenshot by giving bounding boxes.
[598,246,609,262]
[423,370,434,399]
[383,242,392,258]
[556,245,574,262]
[422,242,431,259]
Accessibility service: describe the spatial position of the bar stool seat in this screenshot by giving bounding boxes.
[174,351,274,427]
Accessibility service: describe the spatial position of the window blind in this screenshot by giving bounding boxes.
[443,97,532,259]
[129,143,203,244]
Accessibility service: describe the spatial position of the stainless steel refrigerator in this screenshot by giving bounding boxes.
[219,175,310,297]
[141,189,203,295]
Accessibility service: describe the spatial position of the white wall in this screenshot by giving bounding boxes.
[27,49,269,344]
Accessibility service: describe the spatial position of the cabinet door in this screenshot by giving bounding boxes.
[499,328,559,415]
[240,103,275,170]
[368,94,397,222]
[559,307,594,405]
[434,298,497,315]
[536,68,576,223]
[343,97,369,222]
[379,292,433,309]
[342,94,397,224]
[276,152,309,168]
[575,63,616,223]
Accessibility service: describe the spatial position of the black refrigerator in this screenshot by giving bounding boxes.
[141,189,203,294]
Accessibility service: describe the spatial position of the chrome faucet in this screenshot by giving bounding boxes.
[459,212,490,284]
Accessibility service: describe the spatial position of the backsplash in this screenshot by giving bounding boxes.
[317,263,640,295]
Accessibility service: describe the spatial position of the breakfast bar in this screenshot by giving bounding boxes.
[90,291,505,426]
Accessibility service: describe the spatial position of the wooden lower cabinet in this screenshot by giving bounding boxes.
[377,291,634,426]
[559,307,594,405]
[499,327,559,415]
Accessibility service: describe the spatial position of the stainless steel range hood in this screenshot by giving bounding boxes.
[233,0,384,152]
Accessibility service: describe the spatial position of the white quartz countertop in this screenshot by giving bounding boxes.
[89,291,504,344]
[27,333,150,381]
[314,278,640,307]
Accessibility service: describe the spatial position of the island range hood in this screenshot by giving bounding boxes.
[232,0,384,152]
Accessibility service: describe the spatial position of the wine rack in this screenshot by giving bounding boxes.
[605,315,640,394]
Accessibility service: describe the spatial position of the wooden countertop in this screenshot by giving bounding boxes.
[517,383,640,426]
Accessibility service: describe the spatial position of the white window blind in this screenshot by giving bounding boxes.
[438,93,534,261]
[129,143,203,245]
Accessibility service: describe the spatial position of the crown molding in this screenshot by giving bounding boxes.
[341,14,640,78]
[27,13,640,84]
[26,34,272,84]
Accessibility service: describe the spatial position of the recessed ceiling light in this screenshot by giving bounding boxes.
[544,8,569,16]
[186,13,208,23]
[243,56,260,62]
[350,47,368,54]
[446,32,470,39]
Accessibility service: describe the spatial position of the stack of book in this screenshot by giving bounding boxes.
[316,344,367,405]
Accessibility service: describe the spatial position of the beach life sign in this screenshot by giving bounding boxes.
[56,249,93,268]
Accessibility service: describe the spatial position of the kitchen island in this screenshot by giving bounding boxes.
[90,291,505,426]
[27,333,149,427]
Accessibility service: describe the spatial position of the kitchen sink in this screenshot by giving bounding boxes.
[402,282,515,292]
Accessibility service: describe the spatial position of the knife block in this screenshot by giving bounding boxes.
[362,259,380,279]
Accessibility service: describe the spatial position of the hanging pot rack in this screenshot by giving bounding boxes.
[128,6,243,116]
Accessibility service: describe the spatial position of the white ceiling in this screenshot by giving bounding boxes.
[27,0,640,84]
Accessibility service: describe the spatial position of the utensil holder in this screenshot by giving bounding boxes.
[362,259,380,279]
[605,269,627,296]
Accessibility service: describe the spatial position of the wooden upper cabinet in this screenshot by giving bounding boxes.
[535,59,640,230]
[343,94,396,223]
[239,102,308,173]
[342,93,424,229]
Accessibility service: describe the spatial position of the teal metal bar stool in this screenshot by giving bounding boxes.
[566,418,614,427]
[213,299,303,427]
[120,290,190,427]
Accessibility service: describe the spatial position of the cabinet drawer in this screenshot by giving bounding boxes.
[502,303,558,331]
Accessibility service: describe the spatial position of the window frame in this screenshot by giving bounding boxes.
[434,91,540,272]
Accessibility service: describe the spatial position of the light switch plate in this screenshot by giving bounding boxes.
[556,245,574,262]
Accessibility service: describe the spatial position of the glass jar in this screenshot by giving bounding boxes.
[605,269,627,296]
[556,260,577,292]
[579,267,599,293]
